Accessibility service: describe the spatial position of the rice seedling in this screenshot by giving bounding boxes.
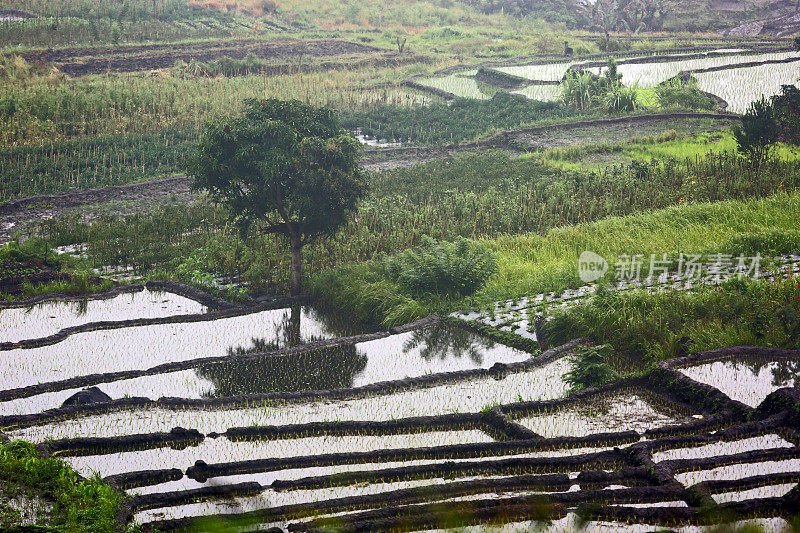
[589,51,800,89]
[515,392,694,438]
[652,435,795,462]
[510,84,563,101]
[0,288,205,343]
[694,60,800,114]
[415,72,500,100]
[2,33,800,531]
[675,459,800,487]
[7,357,573,442]
[0,306,341,391]
[497,61,577,82]
[712,484,799,504]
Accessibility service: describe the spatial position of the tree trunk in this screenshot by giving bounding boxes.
[290,235,303,297]
[287,303,302,347]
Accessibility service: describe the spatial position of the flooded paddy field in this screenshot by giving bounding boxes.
[0,286,207,343]
[1,281,798,532]
[415,47,800,113]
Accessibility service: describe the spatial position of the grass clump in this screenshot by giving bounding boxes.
[546,276,800,367]
[0,240,115,301]
[0,239,60,271]
[385,236,497,297]
[656,78,717,111]
[717,229,800,258]
[564,343,620,392]
[0,441,121,532]
[311,237,495,326]
[478,192,800,306]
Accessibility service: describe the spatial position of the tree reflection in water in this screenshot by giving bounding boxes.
[738,357,799,388]
[197,304,367,396]
[401,323,496,365]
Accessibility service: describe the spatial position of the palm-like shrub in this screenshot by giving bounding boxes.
[564,343,620,392]
[562,70,600,111]
[383,236,497,297]
[604,84,639,113]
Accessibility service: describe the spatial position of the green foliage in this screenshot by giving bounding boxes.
[0,55,39,83]
[656,78,717,111]
[771,84,800,146]
[173,54,270,78]
[562,59,626,112]
[33,146,800,297]
[0,240,115,302]
[189,98,365,239]
[0,240,60,270]
[718,229,800,258]
[0,440,121,532]
[310,237,495,326]
[4,0,217,22]
[311,265,426,327]
[383,236,497,297]
[564,343,620,392]
[342,92,584,145]
[0,130,195,201]
[16,273,114,301]
[0,13,237,49]
[188,98,366,294]
[457,0,589,27]
[734,97,779,167]
[603,83,639,113]
[547,277,800,364]
[562,70,602,111]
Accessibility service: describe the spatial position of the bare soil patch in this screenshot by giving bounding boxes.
[7,38,384,76]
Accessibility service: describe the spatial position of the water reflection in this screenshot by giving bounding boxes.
[737,357,799,389]
[401,323,496,365]
[196,314,534,396]
[197,344,367,395]
[680,356,800,407]
[197,305,370,395]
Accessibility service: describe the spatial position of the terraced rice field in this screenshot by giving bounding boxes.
[510,84,563,101]
[694,60,800,113]
[496,61,577,82]
[415,72,501,100]
[587,51,799,88]
[454,255,800,341]
[494,49,754,84]
[1,276,799,531]
[417,49,800,111]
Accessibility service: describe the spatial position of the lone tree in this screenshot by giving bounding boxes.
[188,99,366,296]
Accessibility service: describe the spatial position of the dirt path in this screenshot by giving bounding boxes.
[0,113,738,244]
[9,38,383,76]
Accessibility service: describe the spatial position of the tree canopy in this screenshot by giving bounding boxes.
[734,97,778,170]
[188,98,366,295]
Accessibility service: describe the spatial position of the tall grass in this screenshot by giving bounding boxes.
[480,191,800,305]
[28,150,800,296]
[547,276,800,366]
[313,191,800,325]
[0,16,240,49]
[0,129,196,200]
[0,67,428,146]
